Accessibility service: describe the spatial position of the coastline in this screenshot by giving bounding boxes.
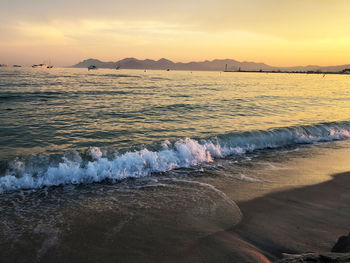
[223,70,350,75]
[172,172,350,262]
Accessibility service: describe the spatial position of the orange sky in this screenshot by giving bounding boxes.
[1,0,350,66]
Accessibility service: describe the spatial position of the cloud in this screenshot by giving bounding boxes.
[1,0,350,65]
[2,0,350,40]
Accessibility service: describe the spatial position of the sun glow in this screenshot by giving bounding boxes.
[1,0,350,66]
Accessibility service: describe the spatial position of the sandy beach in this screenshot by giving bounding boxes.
[2,1,350,261]
[2,69,350,263]
[173,172,350,262]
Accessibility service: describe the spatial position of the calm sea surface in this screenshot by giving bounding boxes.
[1,67,350,262]
[1,68,350,160]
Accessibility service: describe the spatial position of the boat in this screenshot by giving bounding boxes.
[0,64,8,67]
[32,64,48,68]
[32,59,53,68]
[13,65,21,67]
[88,65,97,70]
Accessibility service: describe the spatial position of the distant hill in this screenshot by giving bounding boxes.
[71,58,350,72]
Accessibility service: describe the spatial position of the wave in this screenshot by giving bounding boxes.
[0,91,68,102]
[102,74,142,78]
[1,121,350,193]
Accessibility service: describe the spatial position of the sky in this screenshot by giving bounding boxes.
[1,0,350,66]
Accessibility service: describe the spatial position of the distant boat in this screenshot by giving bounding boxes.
[0,64,8,67]
[46,59,53,68]
[88,65,97,70]
[13,65,21,67]
[166,69,170,71]
[32,64,48,68]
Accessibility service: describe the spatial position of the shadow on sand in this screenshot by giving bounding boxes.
[171,172,350,263]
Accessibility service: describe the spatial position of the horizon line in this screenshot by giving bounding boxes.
[71,57,350,68]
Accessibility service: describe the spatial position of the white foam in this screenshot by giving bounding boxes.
[86,146,103,160]
[236,174,266,183]
[0,138,219,193]
[1,123,350,193]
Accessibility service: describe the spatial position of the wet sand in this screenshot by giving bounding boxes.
[173,172,350,262]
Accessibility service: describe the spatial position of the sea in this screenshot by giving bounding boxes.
[1,67,350,262]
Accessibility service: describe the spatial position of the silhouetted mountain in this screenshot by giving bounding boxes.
[71,58,350,72]
[72,58,274,71]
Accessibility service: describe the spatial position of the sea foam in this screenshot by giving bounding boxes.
[1,122,350,193]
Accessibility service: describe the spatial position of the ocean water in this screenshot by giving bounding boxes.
[1,67,350,262]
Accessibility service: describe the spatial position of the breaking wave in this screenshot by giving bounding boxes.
[1,121,350,193]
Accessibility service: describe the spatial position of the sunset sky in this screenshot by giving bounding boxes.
[1,0,350,66]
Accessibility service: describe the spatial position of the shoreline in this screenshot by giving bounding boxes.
[172,172,350,262]
[223,70,350,75]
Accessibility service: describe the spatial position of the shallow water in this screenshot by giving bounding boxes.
[1,67,350,262]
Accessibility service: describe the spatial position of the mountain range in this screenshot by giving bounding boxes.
[72,58,350,72]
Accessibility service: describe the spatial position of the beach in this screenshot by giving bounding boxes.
[1,68,350,262]
[1,139,350,262]
[2,0,350,262]
[2,161,349,263]
[174,171,350,262]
